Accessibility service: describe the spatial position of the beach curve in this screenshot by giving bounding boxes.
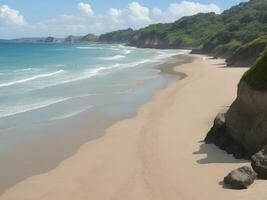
[2,54,266,200]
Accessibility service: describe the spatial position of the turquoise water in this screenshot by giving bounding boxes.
[0,43,187,130]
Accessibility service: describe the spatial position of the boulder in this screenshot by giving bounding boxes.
[224,166,257,189]
[205,112,226,144]
[251,145,267,179]
[204,112,246,158]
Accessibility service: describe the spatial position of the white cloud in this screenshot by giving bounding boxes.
[0,4,26,26]
[77,2,94,17]
[128,2,150,23]
[152,8,163,17]
[108,8,123,23]
[169,1,221,18]
[0,1,223,38]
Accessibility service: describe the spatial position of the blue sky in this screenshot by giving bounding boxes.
[0,0,246,38]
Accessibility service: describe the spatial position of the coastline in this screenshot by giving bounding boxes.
[2,54,264,200]
[0,51,189,194]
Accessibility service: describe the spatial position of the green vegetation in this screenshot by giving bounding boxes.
[99,0,267,55]
[131,13,223,48]
[81,34,98,42]
[242,49,267,89]
[226,35,267,66]
[213,40,242,57]
[98,0,267,88]
[98,28,136,43]
[202,0,267,54]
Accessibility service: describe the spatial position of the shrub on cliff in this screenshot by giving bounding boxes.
[226,35,267,67]
[242,49,267,89]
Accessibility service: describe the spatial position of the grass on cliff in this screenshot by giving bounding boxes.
[242,49,267,89]
[226,35,267,66]
[239,35,267,50]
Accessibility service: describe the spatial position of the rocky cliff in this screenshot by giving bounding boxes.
[226,35,267,67]
[206,49,267,157]
[64,35,81,43]
[226,81,267,155]
[130,35,171,49]
[80,34,98,42]
[98,28,135,44]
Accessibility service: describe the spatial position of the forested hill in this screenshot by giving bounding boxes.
[98,0,267,66]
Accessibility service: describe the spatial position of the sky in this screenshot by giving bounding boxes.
[0,0,247,39]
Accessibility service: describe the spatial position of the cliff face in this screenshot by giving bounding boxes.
[64,34,97,43]
[226,36,267,67]
[80,34,98,42]
[206,49,267,158]
[98,28,135,44]
[226,81,267,155]
[130,36,169,48]
[64,35,81,43]
[226,49,267,155]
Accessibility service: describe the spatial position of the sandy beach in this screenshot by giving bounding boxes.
[2,54,267,200]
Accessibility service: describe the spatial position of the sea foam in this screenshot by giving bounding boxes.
[0,70,64,88]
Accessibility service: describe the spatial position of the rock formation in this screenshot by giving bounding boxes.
[64,35,80,43]
[205,112,245,159]
[251,145,267,179]
[226,35,267,67]
[44,37,57,43]
[224,166,257,189]
[226,81,267,156]
[80,34,98,42]
[206,49,267,158]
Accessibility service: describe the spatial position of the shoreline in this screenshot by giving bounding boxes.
[0,51,189,195]
[1,54,261,200]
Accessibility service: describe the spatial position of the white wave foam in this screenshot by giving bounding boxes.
[76,46,109,50]
[76,46,95,49]
[101,55,125,60]
[76,46,121,51]
[0,70,64,88]
[22,59,153,91]
[0,97,70,119]
[123,49,132,54]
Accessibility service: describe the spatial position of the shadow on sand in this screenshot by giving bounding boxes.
[193,141,248,164]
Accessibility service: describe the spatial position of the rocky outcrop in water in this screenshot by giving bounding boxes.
[80,34,98,42]
[224,166,257,189]
[64,34,97,43]
[64,35,80,43]
[44,37,57,43]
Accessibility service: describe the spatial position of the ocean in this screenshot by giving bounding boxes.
[0,42,189,192]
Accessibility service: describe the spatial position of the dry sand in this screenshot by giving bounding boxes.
[1,54,267,200]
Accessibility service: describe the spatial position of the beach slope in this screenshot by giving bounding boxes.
[2,55,266,200]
